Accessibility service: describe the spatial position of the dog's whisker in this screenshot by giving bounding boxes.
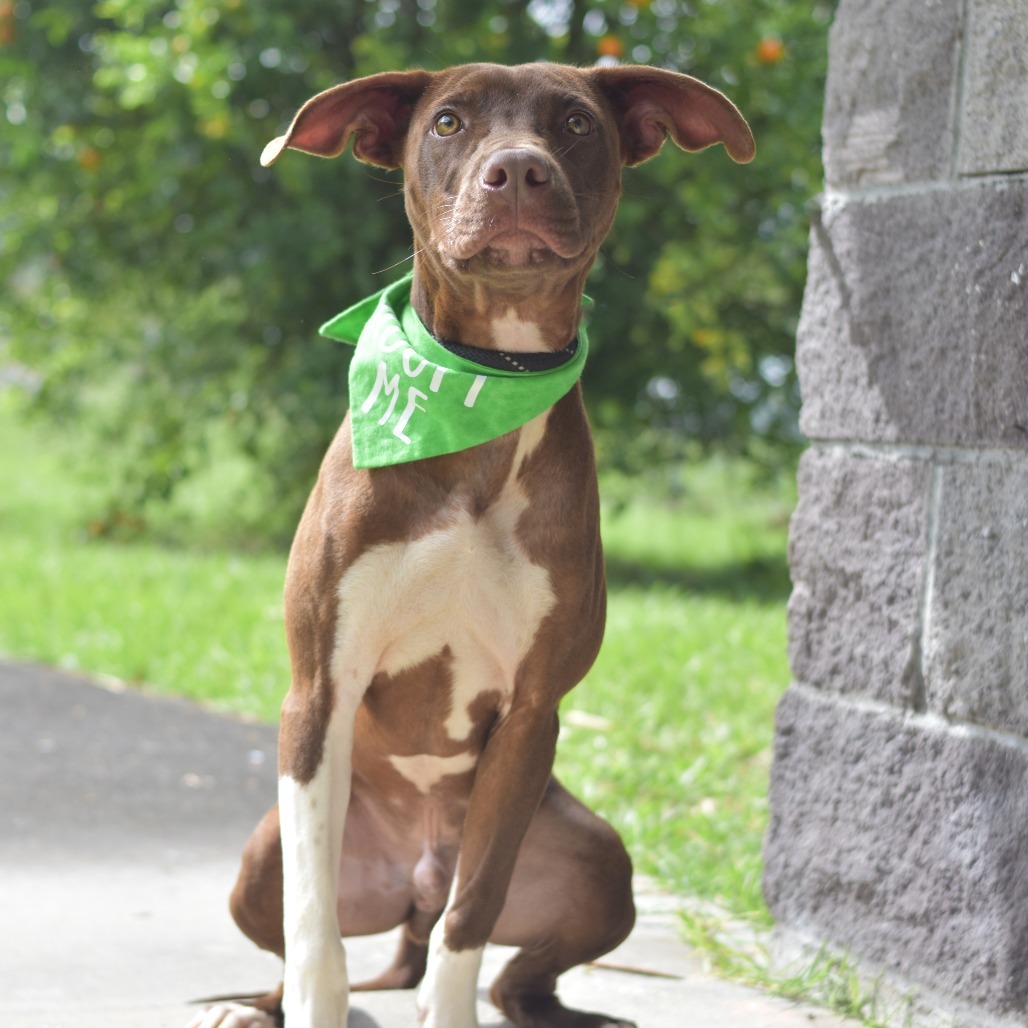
[373,251,421,275]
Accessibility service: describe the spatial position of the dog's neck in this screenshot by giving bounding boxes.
[410,258,589,354]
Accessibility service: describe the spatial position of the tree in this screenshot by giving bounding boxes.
[0,0,834,543]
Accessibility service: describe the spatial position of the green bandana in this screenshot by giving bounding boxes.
[319,273,589,469]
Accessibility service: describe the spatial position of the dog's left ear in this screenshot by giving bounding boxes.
[590,66,755,167]
[260,70,434,169]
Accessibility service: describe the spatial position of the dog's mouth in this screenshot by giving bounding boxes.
[451,221,586,270]
[475,230,570,267]
[440,182,587,269]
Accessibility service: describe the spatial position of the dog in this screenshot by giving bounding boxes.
[190,61,753,1028]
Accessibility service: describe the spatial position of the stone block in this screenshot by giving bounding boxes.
[924,456,1028,734]
[822,0,963,188]
[958,0,1028,175]
[788,447,930,706]
[796,181,1028,447]
[763,685,1028,1019]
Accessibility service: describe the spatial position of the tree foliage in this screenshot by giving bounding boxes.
[1,0,834,543]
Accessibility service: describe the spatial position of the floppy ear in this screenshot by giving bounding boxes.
[260,70,435,169]
[590,66,755,167]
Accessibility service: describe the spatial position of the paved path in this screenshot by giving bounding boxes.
[1,662,854,1027]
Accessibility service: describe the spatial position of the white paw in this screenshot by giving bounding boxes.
[416,941,483,1028]
[183,1002,277,1028]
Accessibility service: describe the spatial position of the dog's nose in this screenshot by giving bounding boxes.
[480,148,551,192]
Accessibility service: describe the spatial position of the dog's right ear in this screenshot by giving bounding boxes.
[260,70,434,169]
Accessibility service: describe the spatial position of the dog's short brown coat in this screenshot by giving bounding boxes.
[193,61,752,1028]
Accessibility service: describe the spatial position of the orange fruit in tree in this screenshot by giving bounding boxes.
[78,146,101,171]
[597,35,625,59]
[756,37,785,65]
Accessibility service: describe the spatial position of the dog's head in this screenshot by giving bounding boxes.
[261,62,753,332]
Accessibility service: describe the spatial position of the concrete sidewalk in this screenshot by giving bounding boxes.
[1,662,855,1027]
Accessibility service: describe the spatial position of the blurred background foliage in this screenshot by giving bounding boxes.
[1,0,833,546]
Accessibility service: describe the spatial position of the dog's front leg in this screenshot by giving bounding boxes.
[417,701,559,1028]
[278,676,363,1028]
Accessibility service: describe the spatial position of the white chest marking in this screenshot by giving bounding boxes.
[489,309,547,353]
[388,751,478,793]
[330,414,555,787]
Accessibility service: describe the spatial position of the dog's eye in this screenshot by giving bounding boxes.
[434,112,462,137]
[565,112,593,136]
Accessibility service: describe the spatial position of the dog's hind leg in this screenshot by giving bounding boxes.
[229,806,286,958]
[180,809,286,1028]
[350,916,434,991]
[488,778,637,1028]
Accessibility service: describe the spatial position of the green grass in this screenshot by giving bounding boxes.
[0,397,292,719]
[558,460,792,918]
[680,908,904,1027]
[0,395,794,922]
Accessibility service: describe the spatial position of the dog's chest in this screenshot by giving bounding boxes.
[330,418,555,787]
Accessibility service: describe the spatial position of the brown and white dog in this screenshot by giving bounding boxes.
[190,62,753,1028]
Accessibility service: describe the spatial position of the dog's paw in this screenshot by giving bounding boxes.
[416,941,483,1028]
[183,1002,278,1028]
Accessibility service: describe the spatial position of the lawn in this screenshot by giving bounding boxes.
[0,396,794,921]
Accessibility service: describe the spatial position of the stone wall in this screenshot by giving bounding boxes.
[762,0,1028,1024]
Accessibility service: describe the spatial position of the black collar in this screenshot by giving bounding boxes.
[436,335,581,374]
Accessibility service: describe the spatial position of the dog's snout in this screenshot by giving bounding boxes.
[480,148,551,192]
